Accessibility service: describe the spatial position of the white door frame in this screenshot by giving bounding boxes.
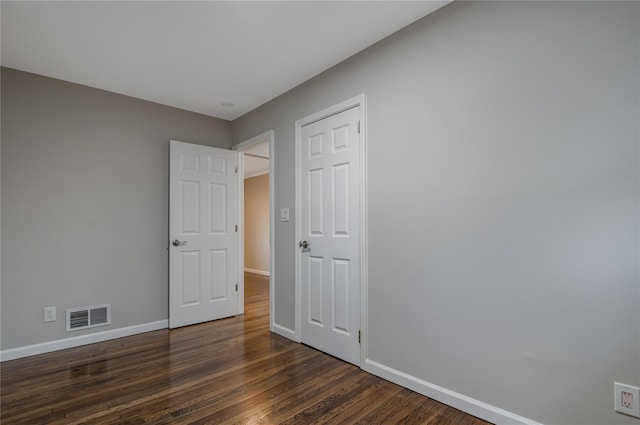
[294,94,367,365]
[233,130,276,332]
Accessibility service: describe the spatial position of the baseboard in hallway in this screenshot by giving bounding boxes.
[244,268,270,277]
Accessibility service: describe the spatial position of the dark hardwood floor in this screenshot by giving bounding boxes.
[1,273,491,424]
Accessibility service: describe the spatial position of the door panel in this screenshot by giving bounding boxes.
[333,164,350,236]
[180,250,200,305]
[209,249,227,300]
[300,106,360,365]
[170,141,240,329]
[309,169,324,235]
[309,255,324,325]
[209,184,226,233]
[332,258,350,333]
[180,181,200,234]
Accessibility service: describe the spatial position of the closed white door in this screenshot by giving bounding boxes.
[169,140,241,329]
[299,106,361,365]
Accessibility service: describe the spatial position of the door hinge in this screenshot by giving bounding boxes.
[358,330,361,344]
[235,224,238,232]
[357,120,360,134]
[235,283,238,292]
[235,166,238,173]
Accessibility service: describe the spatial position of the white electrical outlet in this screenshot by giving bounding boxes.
[44,306,56,323]
[615,382,640,418]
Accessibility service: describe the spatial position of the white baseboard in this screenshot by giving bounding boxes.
[363,359,542,425]
[0,320,168,362]
[270,322,296,340]
[245,268,270,277]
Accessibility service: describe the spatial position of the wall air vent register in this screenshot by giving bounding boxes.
[66,304,111,332]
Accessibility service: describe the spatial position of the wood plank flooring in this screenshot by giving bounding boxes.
[1,273,492,425]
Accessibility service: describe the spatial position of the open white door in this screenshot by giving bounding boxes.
[299,105,361,365]
[169,140,241,329]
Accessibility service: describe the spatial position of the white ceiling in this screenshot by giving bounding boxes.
[1,1,450,121]
[244,156,269,179]
[242,141,269,179]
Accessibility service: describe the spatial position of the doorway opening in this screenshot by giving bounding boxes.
[234,131,275,330]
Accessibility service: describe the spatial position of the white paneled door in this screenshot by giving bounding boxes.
[300,106,361,365]
[169,140,241,329]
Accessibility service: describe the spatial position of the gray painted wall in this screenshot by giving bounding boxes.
[1,68,232,349]
[231,2,640,424]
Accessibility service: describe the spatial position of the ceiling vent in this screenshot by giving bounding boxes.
[66,304,111,332]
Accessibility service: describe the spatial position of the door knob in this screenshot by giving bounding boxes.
[299,240,309,249]
[172,239,187,247]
